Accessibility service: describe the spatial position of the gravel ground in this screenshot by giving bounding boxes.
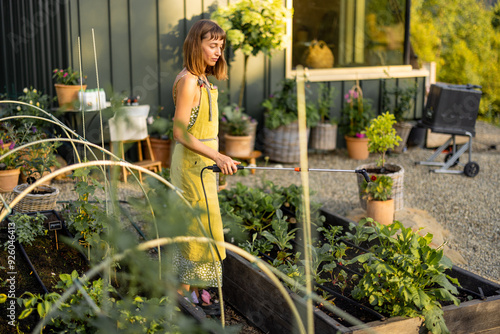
[49,120,500,286]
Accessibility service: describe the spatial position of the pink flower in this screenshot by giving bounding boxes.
[344,93,350,100]
[63,73,68,77]
[355,133,366,138]
[352,91,359,99]
[60,69,63,72]
[0,139,3,146]
[9,142,15,150]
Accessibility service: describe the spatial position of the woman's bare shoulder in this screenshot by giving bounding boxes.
[175,71,198,89]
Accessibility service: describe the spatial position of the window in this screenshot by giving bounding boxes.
[286,0,422,81]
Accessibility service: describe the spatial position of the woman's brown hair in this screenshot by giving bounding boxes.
[183,19,228,80]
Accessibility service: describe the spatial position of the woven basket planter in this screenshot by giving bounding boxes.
[356,163,405,211]
[393,122,413,153]
[264,122,309,163]
[310,123,337,151]
[12,183,60,213]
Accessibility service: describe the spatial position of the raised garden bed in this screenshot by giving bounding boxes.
[222,208,500,334]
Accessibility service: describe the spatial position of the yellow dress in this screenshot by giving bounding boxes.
[171,75,226,287]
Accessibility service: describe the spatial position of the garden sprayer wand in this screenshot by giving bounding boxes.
[207,164,371,183]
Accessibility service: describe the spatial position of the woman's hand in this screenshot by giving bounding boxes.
[214,153,241,175]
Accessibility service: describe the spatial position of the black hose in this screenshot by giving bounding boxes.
[200,167,224,269]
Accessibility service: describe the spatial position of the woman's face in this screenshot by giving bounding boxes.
[201,34,224,68]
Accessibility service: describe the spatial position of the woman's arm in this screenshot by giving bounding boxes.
[173,74,239,175]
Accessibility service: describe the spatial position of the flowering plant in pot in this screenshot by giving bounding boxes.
[339,84,374,160]
[52,67,87,108]
[361,175,395,225]
[357,112,405,211]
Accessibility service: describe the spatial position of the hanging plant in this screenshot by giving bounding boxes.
[212,0,292,107]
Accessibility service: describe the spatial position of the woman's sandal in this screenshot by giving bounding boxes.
[197,289,221,316]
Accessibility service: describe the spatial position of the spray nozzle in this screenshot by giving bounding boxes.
[355,169,371,183]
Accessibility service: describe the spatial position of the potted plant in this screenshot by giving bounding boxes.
[361,174,394,225]
[309,83,338,151]
[339,84,374,160]
[211,0,291,108]
[382,80,418,153]
[220,104,256,157]
[52,67,87,109]
[356,112,405,211]
[262,78,319,163]
[145,107,174,168]
[0,137,21,193]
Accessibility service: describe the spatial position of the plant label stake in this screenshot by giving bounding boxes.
[49,220,62,250]
[207,164,371,183]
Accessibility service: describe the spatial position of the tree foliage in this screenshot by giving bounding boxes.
[411,0,500,125]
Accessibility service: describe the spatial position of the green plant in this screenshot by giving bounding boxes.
[261,209,299,253]
[340,86,374,137]
[0,139,17,170]
[349,220,460,334]
[19,141,61,184]
[315,83,337,124]
[17,271,175,333]
[212,0,292,107]
[262,78,320,130]
[62,168,106,258]
[343,221,376,247]
[238,232,273,256]
[3,213,46,250]
[365,112,401,169]
[220,104,255,136]
[382,81,418,123]
[52,67,86,85]
[361,174,393,201]
[147,106,174,140]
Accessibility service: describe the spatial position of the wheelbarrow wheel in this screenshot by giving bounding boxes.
[444,152,459,167]
[464,162,479,177]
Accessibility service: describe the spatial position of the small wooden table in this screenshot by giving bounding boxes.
[223,150,262,174]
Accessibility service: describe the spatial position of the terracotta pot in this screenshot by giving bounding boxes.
[0,168,20,192]
[143,137,173,168]
[310,122,337,150]
[345,135,369,160]
[219,121,257,153]
[54,84,87,109]
[366,198,395,225]
[224,134,252,157]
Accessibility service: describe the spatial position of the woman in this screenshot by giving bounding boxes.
[170,19,240,315]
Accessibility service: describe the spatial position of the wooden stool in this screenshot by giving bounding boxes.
[224,150,262,174]
[110,135,162,183]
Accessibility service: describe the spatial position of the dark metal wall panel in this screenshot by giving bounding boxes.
[109,0,131,97]
[129,0,160,106]
[0,0,66,99]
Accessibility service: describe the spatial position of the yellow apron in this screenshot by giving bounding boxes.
[170,81,226,263]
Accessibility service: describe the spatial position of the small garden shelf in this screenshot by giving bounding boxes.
[222,209,500,334]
